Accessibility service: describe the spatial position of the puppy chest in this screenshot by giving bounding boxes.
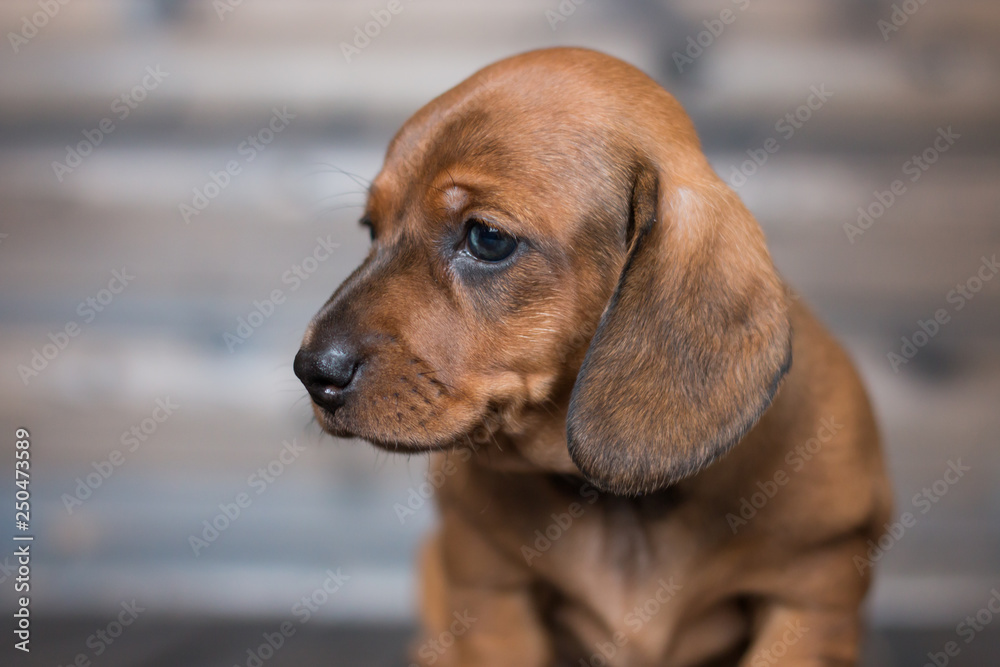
[514,497,705,662]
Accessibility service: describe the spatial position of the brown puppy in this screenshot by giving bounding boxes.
[295,48,892,666]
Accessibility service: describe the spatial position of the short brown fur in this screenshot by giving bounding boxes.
[298,48,892,666]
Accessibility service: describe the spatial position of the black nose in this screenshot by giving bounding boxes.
[294,340,363,410]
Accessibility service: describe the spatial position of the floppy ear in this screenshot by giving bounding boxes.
[567,162,791,496]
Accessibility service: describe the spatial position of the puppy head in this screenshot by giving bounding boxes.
[295,48,790,491]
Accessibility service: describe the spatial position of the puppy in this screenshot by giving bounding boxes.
[295,48,892,666]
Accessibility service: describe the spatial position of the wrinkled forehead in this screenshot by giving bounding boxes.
[383,107,513,191]
[386,68,610,170]
[367,77,631,230]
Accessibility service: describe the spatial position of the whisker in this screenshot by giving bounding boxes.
[314,191,368,205]
[309,163,372,190]
[313,203,366,219]
[417,370,456,392]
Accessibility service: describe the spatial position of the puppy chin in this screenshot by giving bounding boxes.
[310,401,467,453]
[366,437,453,455]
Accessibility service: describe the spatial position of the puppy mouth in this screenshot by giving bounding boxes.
[305,364,478,452]
[311,400,466,453]
[309,400,349,436]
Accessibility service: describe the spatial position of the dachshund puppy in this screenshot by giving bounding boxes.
[295,48,892,666]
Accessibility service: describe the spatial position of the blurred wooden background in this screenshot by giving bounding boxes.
[0,1,998,664]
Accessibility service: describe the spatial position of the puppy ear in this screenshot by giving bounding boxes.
[567,162,791,495]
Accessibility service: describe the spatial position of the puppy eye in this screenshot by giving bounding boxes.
[360,216,375,241]
[467,220,517,262]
